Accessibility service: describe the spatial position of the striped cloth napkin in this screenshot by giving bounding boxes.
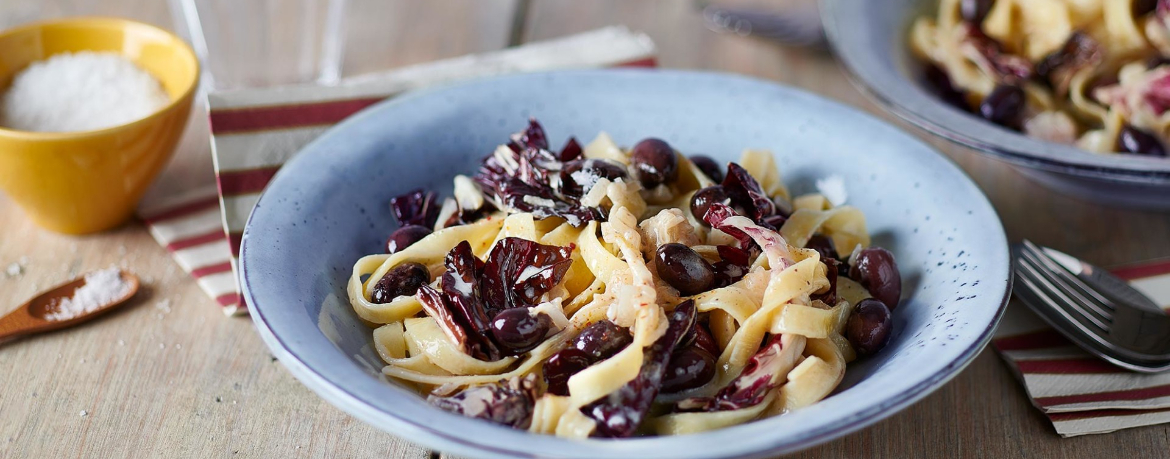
[136,26,656,316]
[993,259,1170,436]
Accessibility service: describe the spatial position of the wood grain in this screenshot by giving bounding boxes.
[0,0,1168,458]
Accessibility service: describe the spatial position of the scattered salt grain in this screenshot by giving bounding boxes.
[815,175,848,207]
[159,343,166,349]
[5,262,21,277]
[175,344,182,350]
[154,299,172,314]
[79,410,87,417]
[44,268,132,321]
[0,51,170,132]
[117,340,126,346]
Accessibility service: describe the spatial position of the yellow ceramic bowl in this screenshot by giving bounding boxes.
[0,17,199,234]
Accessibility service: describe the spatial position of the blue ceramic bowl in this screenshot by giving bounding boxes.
[821,0,1170,210]
[239,70,1011,459]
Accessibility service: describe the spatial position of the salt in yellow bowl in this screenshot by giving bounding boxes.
[0,17,199,234]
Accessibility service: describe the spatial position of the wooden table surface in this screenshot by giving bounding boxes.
[1,1,1168,458]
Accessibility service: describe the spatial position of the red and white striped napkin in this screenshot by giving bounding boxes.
[136,26,656,316]
[993,259,1170,436]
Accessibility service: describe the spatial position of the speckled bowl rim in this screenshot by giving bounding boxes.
[240,69,1012,459]
[820,0,1170,185]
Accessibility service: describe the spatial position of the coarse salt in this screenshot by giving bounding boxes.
[0,51,169,132]
[44,268,132,321]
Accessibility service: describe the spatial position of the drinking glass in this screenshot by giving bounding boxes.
[169,0,348,90]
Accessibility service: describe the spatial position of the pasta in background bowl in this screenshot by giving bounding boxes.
[239,70,1010,458]
[823,0,1170,210]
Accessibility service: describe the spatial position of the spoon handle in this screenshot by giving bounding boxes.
[0,306,39,344]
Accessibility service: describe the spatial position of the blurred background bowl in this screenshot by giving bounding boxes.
[0,17,199,234]
[821,0,1170,211]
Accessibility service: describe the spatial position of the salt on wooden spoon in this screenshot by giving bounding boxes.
[0,267,139,344]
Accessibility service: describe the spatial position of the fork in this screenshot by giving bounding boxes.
[1012,240,1170,373]
[698,1,826,47]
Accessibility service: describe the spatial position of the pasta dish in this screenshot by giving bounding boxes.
[911,0,1170,157]
[347,120,902,437]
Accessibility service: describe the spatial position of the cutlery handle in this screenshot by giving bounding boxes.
[0,307,38,344]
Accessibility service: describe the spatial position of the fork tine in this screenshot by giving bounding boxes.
[1018,243,1114,323]
[1023,240,1118,312]
[1013,270,1115,352]
[1014,260,1124,356]
[1016,254,1111,331]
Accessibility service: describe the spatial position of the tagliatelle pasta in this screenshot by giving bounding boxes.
[347,120,905,437]
[910,0,1170,157]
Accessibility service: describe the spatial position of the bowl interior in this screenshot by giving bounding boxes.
[820,0,1170,183]
[0,17,198,120]
[241,70,1010,459]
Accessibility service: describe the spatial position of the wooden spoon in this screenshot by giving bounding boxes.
[0,269,139,344]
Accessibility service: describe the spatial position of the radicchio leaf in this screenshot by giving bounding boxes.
[711,245,752,288]
[675,334,794,412]
[558,137,584,162]
[442,203,495,229]
[582,300,697,438]
[479,237,576,313]
[429,374,540,429]
[721,163,776,221]
[441,241,500,361]
[702,202,753,249]
[416,285,477,356]
[511,118,550,151]
[496,178,603,227]
[474,120,606,227]
[961,25,1034,83]
[390,189,440,228]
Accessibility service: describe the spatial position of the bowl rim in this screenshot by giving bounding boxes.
[819,0,1170,184]
[0,16,201,140]
[239,68,1013,459]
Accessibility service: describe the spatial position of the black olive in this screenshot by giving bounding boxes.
[689,186,732,223]
[386,225,432,254]
[804,234,840,261]
[679,322,720,357]
[559,159,629,197]
[371,262,431,304]
[689,155,724,182]
[543,348,594,396]
[979,84,1025,130]
[924,64,970,111]
[846,298,893,356]
[660,346,717,393]
[572,320,633,361]
[489,308,553,354]
[655,243,716,296]
[630,138,679,187]
[1117,124,1168,157]
[850,247,902,310]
